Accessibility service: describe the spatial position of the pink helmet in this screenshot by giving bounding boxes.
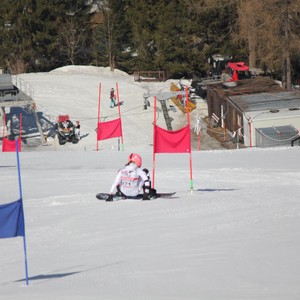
[128,153,142,167]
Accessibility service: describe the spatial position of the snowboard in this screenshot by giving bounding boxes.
[110,101,124,108]
[96,192,176,201]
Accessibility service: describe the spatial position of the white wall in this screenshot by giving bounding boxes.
[243,110,300,147]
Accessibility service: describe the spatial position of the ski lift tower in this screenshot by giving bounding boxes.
[143,90,186,130]
[0,73,46,144]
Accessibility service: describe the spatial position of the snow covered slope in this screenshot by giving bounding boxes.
[0,66,300,300]
[16,66,209,152]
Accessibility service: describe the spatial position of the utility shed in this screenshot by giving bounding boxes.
[207,77,300,147]
[0,74,46,144]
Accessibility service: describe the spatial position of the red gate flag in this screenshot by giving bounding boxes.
[97,118,122,141]
[152,90,193,192]
[154,125,191,153]
[2,113,22,152]
[0,199,25,238]
[2,138,22,152]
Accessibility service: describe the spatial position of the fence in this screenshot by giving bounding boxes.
[133,71,166,82]
[255,125,300,147]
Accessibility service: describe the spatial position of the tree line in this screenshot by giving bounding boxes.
[0,0,299,88]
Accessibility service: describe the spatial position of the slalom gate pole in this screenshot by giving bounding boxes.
[249,117,253,147]
[189,154,194,193]
[116,82,124,151]
[186,87,193,193]
[2,113,5,138]
[16,139,29,285]
[2,114,6,152]
[19,113,22,151]
[152,96,157,189]
[96,83,101,151]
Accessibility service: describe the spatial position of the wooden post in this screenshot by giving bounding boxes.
[32,103,46,144]
[249,117,253,147]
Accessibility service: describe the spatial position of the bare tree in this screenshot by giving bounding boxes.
[237,0,300,89]
[236,1,265,68]
[94,0,116,70]
[5,58,27,74]
[59,18,87,65]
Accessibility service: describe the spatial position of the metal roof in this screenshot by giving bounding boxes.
[257,125,299,137]
[256,125,299,148]
[228,91,300,112]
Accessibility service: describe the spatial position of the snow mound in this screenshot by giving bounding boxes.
[49,65,130,78]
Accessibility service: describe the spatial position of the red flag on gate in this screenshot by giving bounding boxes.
[2,138,22,152]
[154,125,191,153]
[97,118,122,141]
[151,91,193,192]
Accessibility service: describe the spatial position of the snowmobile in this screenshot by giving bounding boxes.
[55,115,79,145]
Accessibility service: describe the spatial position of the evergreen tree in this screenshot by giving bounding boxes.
[0,0,92,73]
[91,0,131,71]
[125,0,199,77]
[124,0,158,71]
[56,0,93,66]
[153,0,191,77]
[186,0,241,76]
[0,0,35,73]
[124,0,240,78]
[0,0,299,83]
[33,0,92,70]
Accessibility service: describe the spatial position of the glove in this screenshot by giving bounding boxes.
[106,194,114,202]
[143,194,150,200]
[150,188,157,197]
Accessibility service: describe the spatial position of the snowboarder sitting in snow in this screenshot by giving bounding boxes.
[110,88,117,108]
[107,153,156,201]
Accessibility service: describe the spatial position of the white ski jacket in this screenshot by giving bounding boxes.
[109,163,148,197]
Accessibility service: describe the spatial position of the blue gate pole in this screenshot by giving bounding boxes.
[16,140,29,286]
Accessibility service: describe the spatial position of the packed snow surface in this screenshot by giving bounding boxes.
[1,66,300,300]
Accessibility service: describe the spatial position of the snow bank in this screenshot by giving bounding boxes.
[49,65,130,78]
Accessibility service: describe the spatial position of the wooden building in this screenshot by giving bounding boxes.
[207,77,300,147]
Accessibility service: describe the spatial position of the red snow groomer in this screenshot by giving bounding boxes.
[55,115,79,145]
[191,55,252,99]
[226,62,251,81]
